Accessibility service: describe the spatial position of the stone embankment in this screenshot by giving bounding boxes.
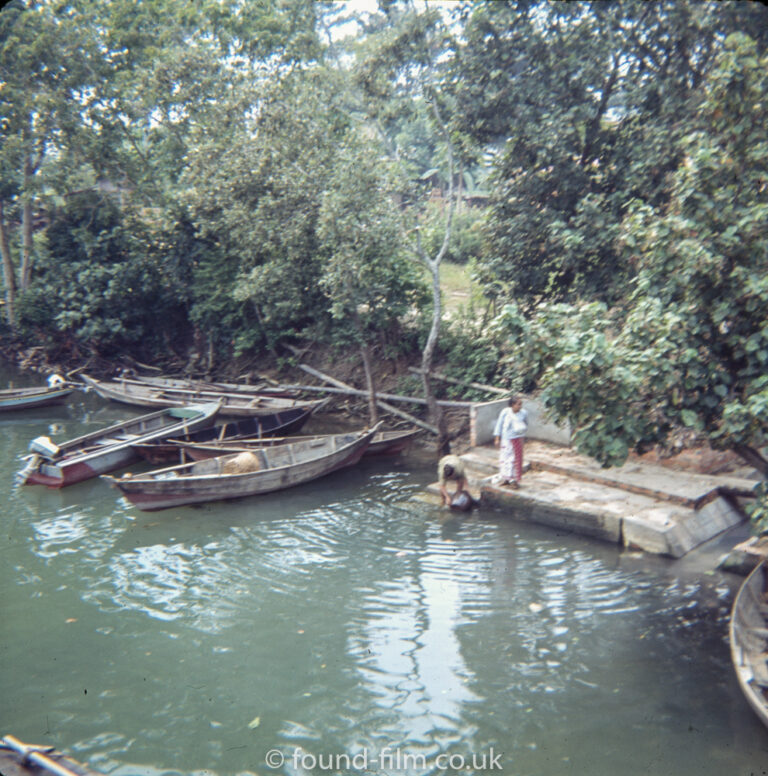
[424,396,759,560]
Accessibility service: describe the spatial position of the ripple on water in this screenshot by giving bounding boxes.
[3,443,765,776]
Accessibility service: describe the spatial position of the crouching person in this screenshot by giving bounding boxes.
[438,454,468,507]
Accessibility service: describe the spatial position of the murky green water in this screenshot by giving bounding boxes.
[1,366,767,775]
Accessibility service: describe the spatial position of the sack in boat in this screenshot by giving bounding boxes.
[450,489,474,512]
[222,451,261,474]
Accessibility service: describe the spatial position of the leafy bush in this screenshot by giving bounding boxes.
[17,192,187,358]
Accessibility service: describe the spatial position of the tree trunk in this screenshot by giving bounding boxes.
[359,344,378,425]
[734,444,768,479]
[421,261,449,454]
[0,199,16,328]
[20,156,34,290]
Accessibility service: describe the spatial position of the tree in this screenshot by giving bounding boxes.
[351,0,460,452]
[454,0,768,309]
[0,0,95,326]
[317,133,425,423]
[496,35,768,527]
[183,69,353,360]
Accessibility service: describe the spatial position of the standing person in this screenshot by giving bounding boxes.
[494,396,528,488]
[437,454,467,506]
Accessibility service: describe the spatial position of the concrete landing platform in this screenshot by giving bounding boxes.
[427,441,758,558]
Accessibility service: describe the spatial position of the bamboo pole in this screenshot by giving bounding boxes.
[1,736,89,776]
[295,365,475,408]
[407,367,509,396]
[297,364,439,435]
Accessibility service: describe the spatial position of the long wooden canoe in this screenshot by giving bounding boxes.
[19,402,221,488]
[132,407,315,464]
[123,373,298,397]
[730,560,768,730]
[80,374,326,417]
[0,384,75,411]
[102,423,382,511]
[177,427,420,462]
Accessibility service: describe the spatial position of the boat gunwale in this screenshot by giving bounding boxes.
[730,559,768,730]
[34,402,221,466]
[104,427,377,487]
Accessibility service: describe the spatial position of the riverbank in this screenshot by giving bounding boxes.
[3,342,763,569]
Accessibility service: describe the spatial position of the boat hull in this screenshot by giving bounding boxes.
[24,447,138,487]
[0,386,74,411]
[730,560,768,730]
[364,429,419,456]
[133,407,313,464]
[21,403,220,488]
[181,428,419,462]
[105,426,379,511]
[80,374,323,417]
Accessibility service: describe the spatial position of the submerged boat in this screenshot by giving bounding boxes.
[80,373,324,417]
[730,560,768,730]
[102,423,381,511]
[19,402,221,488]
[176,427,420,461]
[0,384,75,411]
[132,407,315,464]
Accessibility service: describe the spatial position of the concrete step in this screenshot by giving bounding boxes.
[461,441,756,508]
[437,441,754,558]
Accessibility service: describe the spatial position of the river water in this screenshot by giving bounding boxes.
[1,366,767,775]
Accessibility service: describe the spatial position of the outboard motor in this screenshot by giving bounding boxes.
[29,436,60,459]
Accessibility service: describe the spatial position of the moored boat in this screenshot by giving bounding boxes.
[177,427,420,462]
[123,373,298,397]
[132,407,315,464]
[80,374,324,417]
[730,560,768,730]
[364,428,420,456]
[19,402,221,488]
[0,384,75,411]
[102,423,382,511]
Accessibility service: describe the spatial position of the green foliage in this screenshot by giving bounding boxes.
[492,34,768,497]
[182,69,349,352]
[317,131,426,344]
[490,300,614,393]
[17,193,186,357]
[746,481,768,536]
[437,318,501,401]
[457,0,768,307]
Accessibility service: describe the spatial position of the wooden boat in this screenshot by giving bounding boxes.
[177,427,420,462]
[124,373,298,397]
[80,373,324,417]
[102,423,382,511]
[365,428,420,456]
[730,560,768,730]
[0,384,75,411]
[19,402,221,488]
[0,734,102,776]
[132,407,315,464]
